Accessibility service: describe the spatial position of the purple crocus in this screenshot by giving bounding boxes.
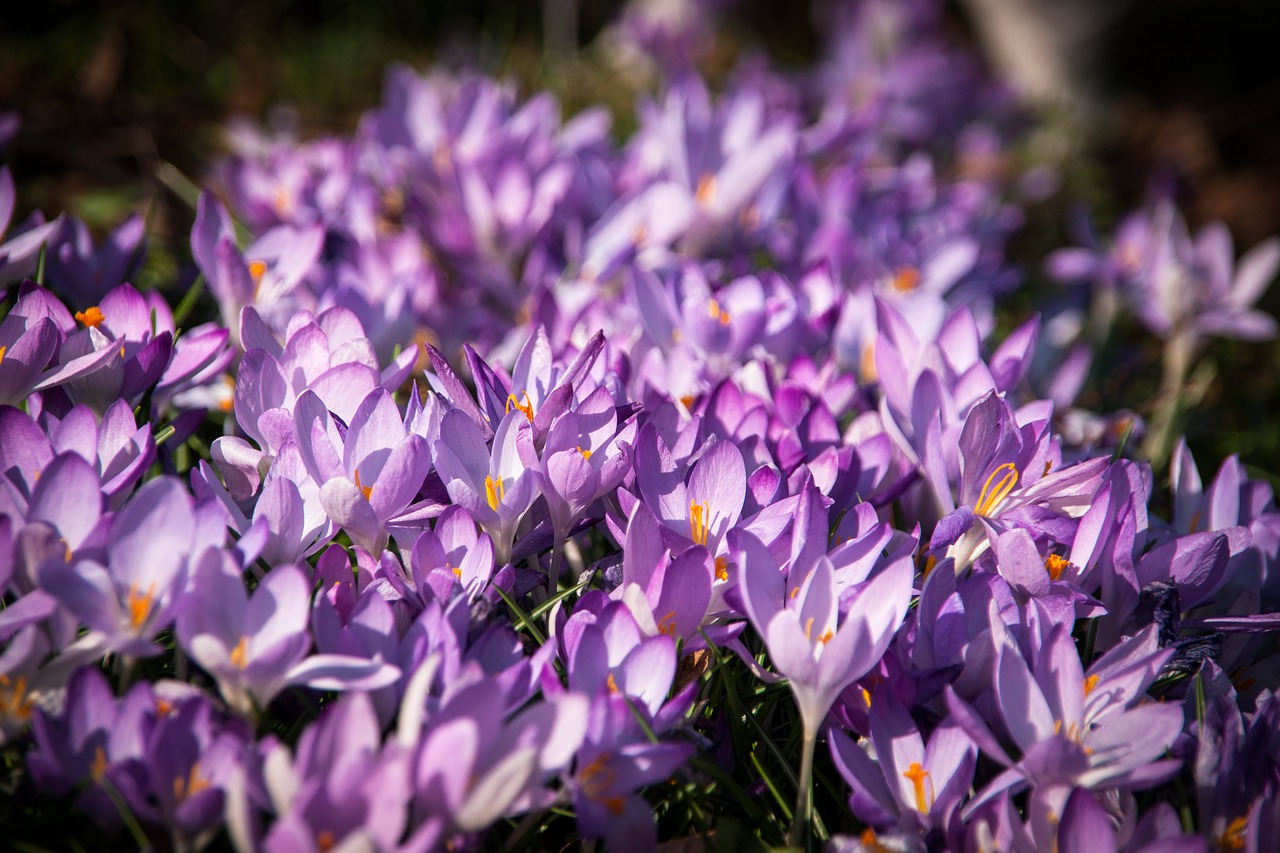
[177,556,399,717]
[736,528,914,845]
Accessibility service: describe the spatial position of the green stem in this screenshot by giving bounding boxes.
[1142,328,1195,471]
[786,728,817,850]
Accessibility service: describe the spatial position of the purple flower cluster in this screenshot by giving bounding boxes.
[4,2,1280,851]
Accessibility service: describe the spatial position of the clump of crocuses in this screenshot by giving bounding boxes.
[4,1,1280,851]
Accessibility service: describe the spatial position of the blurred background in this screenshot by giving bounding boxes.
[4,0,1280,239]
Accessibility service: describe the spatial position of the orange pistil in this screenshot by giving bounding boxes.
[229,636,249,670]
[505,391,535,423]
[156,699,175,717]
[127,582,157,630]
[891,266,921,293]
[606,673,620,695]
[1045,553,1070,581]
[903,761,933,813]
[1083,674,1100,696]
[75,306,105,328]
[679,394,697,411]
[714,555,729,582]
[317,830,337,853]
[0,344,6,364]
[577,445,593,461]
[817,628,834,644]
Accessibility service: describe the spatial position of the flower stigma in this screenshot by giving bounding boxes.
[505,391,535,422]
[903,761,934,813]
[75,306,105,328]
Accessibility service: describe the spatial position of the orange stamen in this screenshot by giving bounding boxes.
[353,469,373,501]
[975,463,1019,517]
[689,501,709,546]
[484,475,504,512]
[505,391,535,423]
[714,555,729,582]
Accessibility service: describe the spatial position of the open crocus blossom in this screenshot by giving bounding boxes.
[8,2,1280,848]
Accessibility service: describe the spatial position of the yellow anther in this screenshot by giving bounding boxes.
[353,469,373,501]
[714,555,729,582]
[0,345,6,364]
[272,187,291,216]
[606,673,620,695]
[679,394,697,410]
[657,611,677,636]
[156,698,174,717]
[903,761,933,813]
[317,830,337,853]
[689,501,709,546]
[975,463,1019,517]
[230,636,249,670]
[127,582,157,630]
[695,174,716,206]
[891,266,921,293]
[75,306,105,328]
[1045,553,1070,581]
[505,391,535,422]
[577,446,593,461]
[1084,674,1100,696]
[860,686,873,708]
[484,475,505,512]
[1043,460,1053,477]
[817,628,834,644]
[450,565,462,578]
[804,616,816,641]
[707,298,731,325]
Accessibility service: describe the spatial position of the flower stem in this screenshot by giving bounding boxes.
[1142,327,1194,471]
[786,728,817,850]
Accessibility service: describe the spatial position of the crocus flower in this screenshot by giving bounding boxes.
[737,528,913,845]
[433,408,541,566]
[177,556,399,717]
